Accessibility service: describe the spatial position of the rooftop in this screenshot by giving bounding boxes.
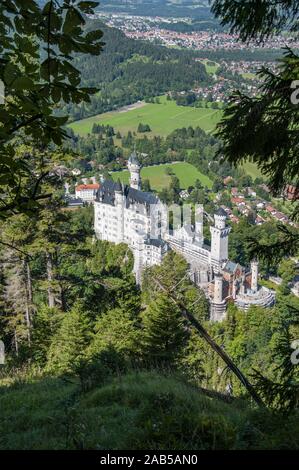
[76,184,100,191]
[223,260,238,274]
[215,207,227,217]
[96,180,158,207]
[145,238,168,248]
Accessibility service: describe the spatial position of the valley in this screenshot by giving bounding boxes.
[69,95,223,137]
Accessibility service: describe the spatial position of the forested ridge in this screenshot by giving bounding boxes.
[63,21,209,121]
[63,19,286,123]
[98,0,213,19]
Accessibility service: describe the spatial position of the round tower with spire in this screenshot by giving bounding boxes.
[128,150,141,190]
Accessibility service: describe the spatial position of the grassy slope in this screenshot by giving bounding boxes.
[111,162,213,190]
[69,95,262,183]
[242,72,256,80]
[69,96,223,137]
[201,59,220,75]
[1,370,298,450]
[242,161,263,179]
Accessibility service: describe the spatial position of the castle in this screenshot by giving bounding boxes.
[94,152,275,320]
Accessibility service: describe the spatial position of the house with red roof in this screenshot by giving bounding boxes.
[75,183,100,203]
[231,197,246,205]
[255,215,265,225]
[265,205,276,214]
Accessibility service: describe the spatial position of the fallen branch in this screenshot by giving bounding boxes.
[154,275,264,407]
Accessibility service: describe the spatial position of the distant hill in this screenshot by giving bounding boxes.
[37,1,214,21]
[98,0,214,19]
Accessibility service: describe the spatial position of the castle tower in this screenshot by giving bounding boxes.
[210,271,226,322]
[210,208,231,266]
[114,179,125,243]
[251,260,259,293]
[128,150,141,190]
[214,272,223,303]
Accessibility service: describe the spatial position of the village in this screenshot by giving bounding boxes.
[93,12,299,52]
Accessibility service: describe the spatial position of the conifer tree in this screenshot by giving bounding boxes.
[88,308,140,361]
[0,214,37,351]
[46,302,91,374]
[31,305,63,365]
[141,293,187,366]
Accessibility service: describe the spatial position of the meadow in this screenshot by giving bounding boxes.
[242,161,263,179]
[200,59,220,75]
[69,96,262,183]
[69,95,223,137]
[111,162,213,191]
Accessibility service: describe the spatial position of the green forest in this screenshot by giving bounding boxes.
[1,198,299,449]
[63,21,209,121]
[0,0,299,454]
[63,19,281,123]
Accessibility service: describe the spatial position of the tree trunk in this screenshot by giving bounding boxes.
[14,329,19,356]
[24,302,31,346]
[59,284,67,312]
[46,252,55,308]
[23,259,32,345]
[26,260,33,305]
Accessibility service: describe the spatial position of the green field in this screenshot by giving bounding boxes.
[242,72,256,80]
[69,96,222,137]
[200,59,220,75]
[69,96,263,182]
[243,161,263,179]
[111,162,213,191]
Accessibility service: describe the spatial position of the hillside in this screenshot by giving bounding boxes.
[1,370,298,450]
[65,21,209,121]
[98,1,214,20]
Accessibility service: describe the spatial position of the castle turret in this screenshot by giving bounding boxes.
[235,259,275,311]
[128,151,141,190]
[210,271,226,322]
[214,208,227,229]
[210,208,231,265]
[251,260,259,293]
[214,272,223,303]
